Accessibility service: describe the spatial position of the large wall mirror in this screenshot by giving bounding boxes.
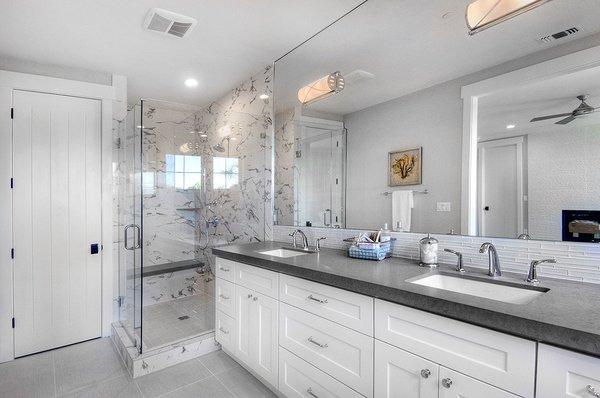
[273,0,600,243]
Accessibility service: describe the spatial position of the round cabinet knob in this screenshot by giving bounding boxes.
[442,378,453,389]
[420,369,431,379]
[253,296,258,301]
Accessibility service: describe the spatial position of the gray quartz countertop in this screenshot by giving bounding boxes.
[213,241,600,357]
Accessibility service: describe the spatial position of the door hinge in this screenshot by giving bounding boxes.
[10,108,13,119]
[11,248,14,259]
[11,318,15,329]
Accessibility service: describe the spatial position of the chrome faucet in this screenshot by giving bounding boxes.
[315,237,326,252]
[444,249,465,273]
[479,242,501,277]
[527,259,555,284]
[289,229,309,250]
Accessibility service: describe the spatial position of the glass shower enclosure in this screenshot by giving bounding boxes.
[117,99,216,354]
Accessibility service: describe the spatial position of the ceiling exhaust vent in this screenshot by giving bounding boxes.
[537,27,581,44]
[143,8,197,38]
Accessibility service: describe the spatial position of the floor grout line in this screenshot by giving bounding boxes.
[152,373,215,398]
[52,351,57,398]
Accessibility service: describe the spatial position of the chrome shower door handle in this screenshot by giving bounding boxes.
[124,224,141,250]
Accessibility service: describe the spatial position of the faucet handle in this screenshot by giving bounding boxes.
[444,248,465,273]
[315,237,326,251]
[527,258,556,284]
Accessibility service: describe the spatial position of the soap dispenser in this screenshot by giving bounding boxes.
[419,234,439,267]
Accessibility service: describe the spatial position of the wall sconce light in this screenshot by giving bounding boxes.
[297,71,345,106]
[466,0,552,35]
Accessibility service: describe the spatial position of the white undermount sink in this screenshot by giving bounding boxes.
[258,248,311,258]
[408,273,549,305]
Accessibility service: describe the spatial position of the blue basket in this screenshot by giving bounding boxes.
[348,244,390,261]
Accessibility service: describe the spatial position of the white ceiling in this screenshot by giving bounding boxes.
[0,0,363,105]
[274,0,600,116]
[479,65,600,138]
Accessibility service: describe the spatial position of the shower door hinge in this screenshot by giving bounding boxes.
[116,296,124,307]
[10,178,13,189]
[11,248,14,259]
[11,318,15,329]
[10,108,13,119]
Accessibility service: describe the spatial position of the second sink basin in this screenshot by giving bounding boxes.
[259,248,312,258]
[407,273,549,305]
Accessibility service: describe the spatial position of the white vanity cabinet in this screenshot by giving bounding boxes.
[536,343,600,398]
[215,258,279,388]
[215,257,600,398]
[374,340,439,398]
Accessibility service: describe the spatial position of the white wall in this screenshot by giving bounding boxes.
[0,55,111,85]
[528,124,600,240]
[341,33,600,234]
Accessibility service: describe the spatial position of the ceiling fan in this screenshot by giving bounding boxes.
[530,95,598,125]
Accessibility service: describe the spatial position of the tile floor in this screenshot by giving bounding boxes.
[142,294,215,350]
[0,338,277,398]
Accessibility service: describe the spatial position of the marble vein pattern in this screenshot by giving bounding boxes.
[274,108,296,226]
[112,66,274,350]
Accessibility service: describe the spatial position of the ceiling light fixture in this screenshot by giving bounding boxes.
[298,71,345,106]
[466,0,552,35]
[506,124,516,129]
[184,78,198,88]
[259,94,269,100]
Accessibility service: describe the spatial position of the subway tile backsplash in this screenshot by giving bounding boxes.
[273,225,600,284]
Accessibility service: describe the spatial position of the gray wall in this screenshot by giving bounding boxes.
[343,32,600,234]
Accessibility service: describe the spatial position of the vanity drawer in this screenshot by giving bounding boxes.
[215,257,235,282]
[279,303,373,397]
[279,274,374,335]
[234,262,279,299]
[536,344,600,398]
[374,299,536,398]
[215,278,235,317]
[279,347,364,398]
[215,310,235,352]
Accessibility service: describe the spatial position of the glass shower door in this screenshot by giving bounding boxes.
[118,105,144,353]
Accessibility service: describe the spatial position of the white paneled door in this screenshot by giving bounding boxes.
[12,90,102,357]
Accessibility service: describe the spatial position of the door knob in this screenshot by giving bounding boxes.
[420,369,431,379]
[442,378,453,388]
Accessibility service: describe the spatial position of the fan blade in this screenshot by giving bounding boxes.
[530,113,572,122]
[555,115,576,125]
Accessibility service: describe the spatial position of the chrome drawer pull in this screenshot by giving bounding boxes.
[588,385,600,398]
[219,327,229,335]
[307,387,319,398]
[307,294,328,304]
[421,369,431,379]
[219,266,230,272]
[442,378,453,389]
[219,294,230,300]
[307,336,328,348]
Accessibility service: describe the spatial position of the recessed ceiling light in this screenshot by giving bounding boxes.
[184,78,198,88]
[506,124,516,129]
[259,94,269,100]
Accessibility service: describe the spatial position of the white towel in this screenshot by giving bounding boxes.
[392,190,414,232]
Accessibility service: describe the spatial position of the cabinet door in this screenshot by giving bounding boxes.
[251,292,279,387]
[374,340,438,398]
[234,285,254,366]
[438,367,519,398]
[537,344,600,398]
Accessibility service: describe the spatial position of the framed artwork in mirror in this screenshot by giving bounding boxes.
[389,147,422,186]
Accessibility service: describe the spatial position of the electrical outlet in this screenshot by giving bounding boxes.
[437,202,451,212]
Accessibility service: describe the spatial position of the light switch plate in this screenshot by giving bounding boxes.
[437,202,451,212]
